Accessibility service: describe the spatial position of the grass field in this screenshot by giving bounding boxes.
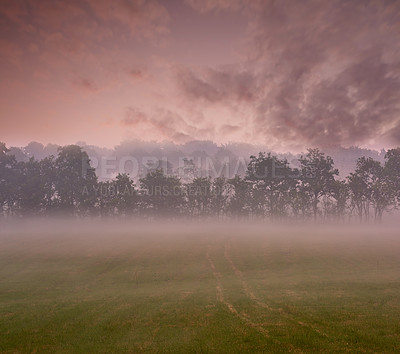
[1,226,400,353]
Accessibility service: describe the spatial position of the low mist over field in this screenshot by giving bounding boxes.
[1,223,400,352]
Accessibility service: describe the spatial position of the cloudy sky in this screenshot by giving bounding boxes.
[1,0,400,151]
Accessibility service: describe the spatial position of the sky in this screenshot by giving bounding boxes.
[1,0,400,152]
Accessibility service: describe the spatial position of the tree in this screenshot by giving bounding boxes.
[140,169,184,216]
[15,158,46,215]
[330,180,349,221]
[177,158,198,183]
[246,152,294,219]
[0,142,18,215]
[227,175,249,218]
[371,173,394,222]
[384,148,400,206]
[54,145,98,215]
[40,156,57,212]
[299,149,338,220]
[210,177,229,218]
[0,148,56,216]
[186,177,212,216]
[113,173,137,215]
[347,171,367,221]
[288,182,313,219]
[97,180,116,217]
[348,157,395,222]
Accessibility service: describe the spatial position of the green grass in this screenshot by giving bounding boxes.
[1,229,400,353]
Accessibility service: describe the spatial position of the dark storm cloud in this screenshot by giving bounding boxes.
[0,0,169,38]
[257,52,400,147]
[0,0,169,64]
[178,0,400,148]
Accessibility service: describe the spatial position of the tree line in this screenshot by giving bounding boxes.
[1,142,399,221]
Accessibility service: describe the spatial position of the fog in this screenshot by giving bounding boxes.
[2,215,400,352]
[1,216,399,242]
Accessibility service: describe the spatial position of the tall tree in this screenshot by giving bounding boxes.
[97,180,116,217]
[384,148,400,207]
[299,149,338,220]
[348,157,395,222]
[40,156,57,212]
[331,180,349,221]
[288,182,313,219]
[140,169,184,216]
[246,153,294,218]
[186,177,212,216]
[54,145,98,215]
[227,175,249,218]
[15,158,46,215]
[357,157,395,222]
[347,171,367,221]
[210,177,229,218]
[113,173,137,215]
[0,142,17,215]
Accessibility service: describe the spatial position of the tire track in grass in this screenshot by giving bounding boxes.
[223,244,274,311]
[207,246,303,353]
[206,247,270,338]
[224,242,329,339]
[140,327,160,351]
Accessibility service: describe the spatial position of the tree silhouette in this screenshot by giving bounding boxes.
[227,175,249,218]
[299,149,338,220]
[140,169,184,216]
[246,153,295,218]
[0,142,17,216]
[186,177,212,216]
[54,145,97,215]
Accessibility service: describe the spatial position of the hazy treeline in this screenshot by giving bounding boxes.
[8,140,387,180]
[1,142,399,222]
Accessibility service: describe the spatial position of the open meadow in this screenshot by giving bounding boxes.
[1,224,400,353]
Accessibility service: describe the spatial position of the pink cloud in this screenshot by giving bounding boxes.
[184,0,243,13]
[86,0,170,39]
[0,39,23,69]
[122,107,210,144]
[73,77,99,93]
